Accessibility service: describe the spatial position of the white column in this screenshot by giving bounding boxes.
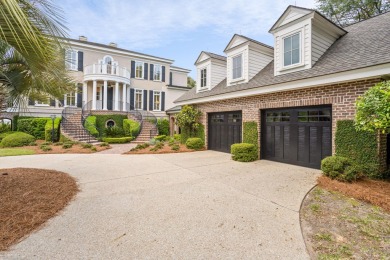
[114,81,119,111]
[82,82,87,107]
[64,94,67,107]
[126,85,130,104]
[103,80,108,110]
[92,80,97,110]
[122,83,127,111]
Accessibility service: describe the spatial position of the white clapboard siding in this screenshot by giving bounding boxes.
[248,48,273,80]
[311,24,339,65]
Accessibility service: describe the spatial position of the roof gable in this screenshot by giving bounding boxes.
[269,5,313,32]
[195,52,211,65]
[224,34,249,52]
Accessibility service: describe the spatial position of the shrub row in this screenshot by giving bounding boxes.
[84,116,99,137]
[102,137,133,144]
[17,117,48,139]
[123,119,140,137]
[0,132,35,147]
[44,117,61,142]
[321,156,364,182]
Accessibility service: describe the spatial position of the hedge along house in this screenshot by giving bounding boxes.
[175,5,390,169]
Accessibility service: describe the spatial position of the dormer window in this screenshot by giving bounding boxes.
[283,33,300,67]
[200,68,207,88]
[232,54,242,79]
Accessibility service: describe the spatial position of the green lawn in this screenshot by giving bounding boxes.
[0,148,35,157]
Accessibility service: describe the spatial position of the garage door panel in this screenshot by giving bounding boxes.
[208,111,242,153]
[262,106,332,169]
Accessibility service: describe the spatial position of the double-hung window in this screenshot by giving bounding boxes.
[283,33,300,67]
[66,92,76,106]
[200,68,207,88]
[135,89,143,110]
[135,61,143,79]
[65,49,78,70]
[232,54,242,79]
[153,65,161,81]
[153,91,161,111]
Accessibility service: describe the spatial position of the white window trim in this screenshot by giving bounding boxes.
[200,67,208,88]
[65,49,78,71]
[231,53,244,82]
[153,64,162,82]
[153,90,161,111]
[134,88,143,110]
[135,61,144,79]
[281,29,304,71]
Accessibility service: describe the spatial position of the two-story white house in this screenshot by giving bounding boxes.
[22,36,190,119]
[175,5,390,169]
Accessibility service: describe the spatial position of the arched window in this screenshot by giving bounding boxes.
[103,56,113,74]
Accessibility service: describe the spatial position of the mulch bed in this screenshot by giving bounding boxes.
[317,175,390,212]
[0,168,79,251]
[125,143,202,154]
[21,140,109,154]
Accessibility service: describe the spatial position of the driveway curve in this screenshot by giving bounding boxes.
[0,151,320,259]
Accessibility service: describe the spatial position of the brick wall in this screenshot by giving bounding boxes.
[193,78,387,169]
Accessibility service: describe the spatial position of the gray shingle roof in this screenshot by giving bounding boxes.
[176,11,390,103]
[203,52,227,61]
[224,34,274,52]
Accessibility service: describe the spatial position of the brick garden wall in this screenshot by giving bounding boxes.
[193,78,387,169]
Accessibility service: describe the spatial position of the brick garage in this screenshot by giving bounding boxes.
[194,78,387,169]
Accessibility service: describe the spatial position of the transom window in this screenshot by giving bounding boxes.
[154,65,161,81]
[283,33,300,67]
[65,49,77,70]
[153,91,161,111]
[232,54,242,79]
[135,61,143,79]
[200,68,207,88]
[298,110,331,122]
[135,89,143,110]
[266,112,290,122]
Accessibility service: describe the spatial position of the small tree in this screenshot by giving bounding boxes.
[175,105,201,136]
[355,81,390,133]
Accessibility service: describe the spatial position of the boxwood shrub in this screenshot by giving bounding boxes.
[231,143,257,162]
[185,137,204,150]
[155,135,167,142]
[102,137,133,144]
[181,124,205,144]
[0,132,35,147]
[321,156,363,182]
[157,118,169,136]
[123,119,140,137]
[17,117,49,139]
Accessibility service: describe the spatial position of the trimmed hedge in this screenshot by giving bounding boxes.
[123,119,140,137]
[0,132,35,147]
[321,156,363,182]
[155,135,167,142]
[243,121,258,158]
[17,117,48,139]
[231,143,257,162]
[95,114,127,130]
[185,137,204,150]
[85,116,99,137]
[157,118,169,136]
[102,137,133,144]
[104,126,125,137]
[335,120,381,178]
[44,117,61,142]
[0,131,14,141]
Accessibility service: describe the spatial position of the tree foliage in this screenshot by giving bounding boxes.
[187,76,196,88]
[0,0,74,108]
[316,0,390,26]
[355,81,390,133]
[175,105,201,134]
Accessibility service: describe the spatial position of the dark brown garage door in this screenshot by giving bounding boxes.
[261,106,332,168]
[208,111,242,153]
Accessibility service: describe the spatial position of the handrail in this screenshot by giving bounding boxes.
[84,64,130,78]
[81,100,144,140]
[139,110,158,139]
[61,106,94,143]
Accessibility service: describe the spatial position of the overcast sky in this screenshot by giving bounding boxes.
[58,0,317,78]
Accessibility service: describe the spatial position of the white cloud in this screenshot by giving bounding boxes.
[59,0,316,50]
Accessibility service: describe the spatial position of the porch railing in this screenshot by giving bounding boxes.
[84,64,130,78]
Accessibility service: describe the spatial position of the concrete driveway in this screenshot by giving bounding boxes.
[0,151,320,259]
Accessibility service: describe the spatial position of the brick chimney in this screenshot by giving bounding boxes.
[79,36,88,41]
[108,42,117,48]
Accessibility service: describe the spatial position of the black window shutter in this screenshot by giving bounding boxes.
[77,84,83,107]
[131,61,135,78]
[161,91,165,111]
[77,51,84,71]
[144,63,148,80]
[149,64,154,80]
[169,72,172,85]
[50,99,55,107]
[28,98,34,106]
[149,90,153,110]
[162,66,166,82]
[130,88,135,110]
[143,90,147,110]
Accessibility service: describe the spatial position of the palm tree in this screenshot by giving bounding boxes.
[0,0,74,109]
